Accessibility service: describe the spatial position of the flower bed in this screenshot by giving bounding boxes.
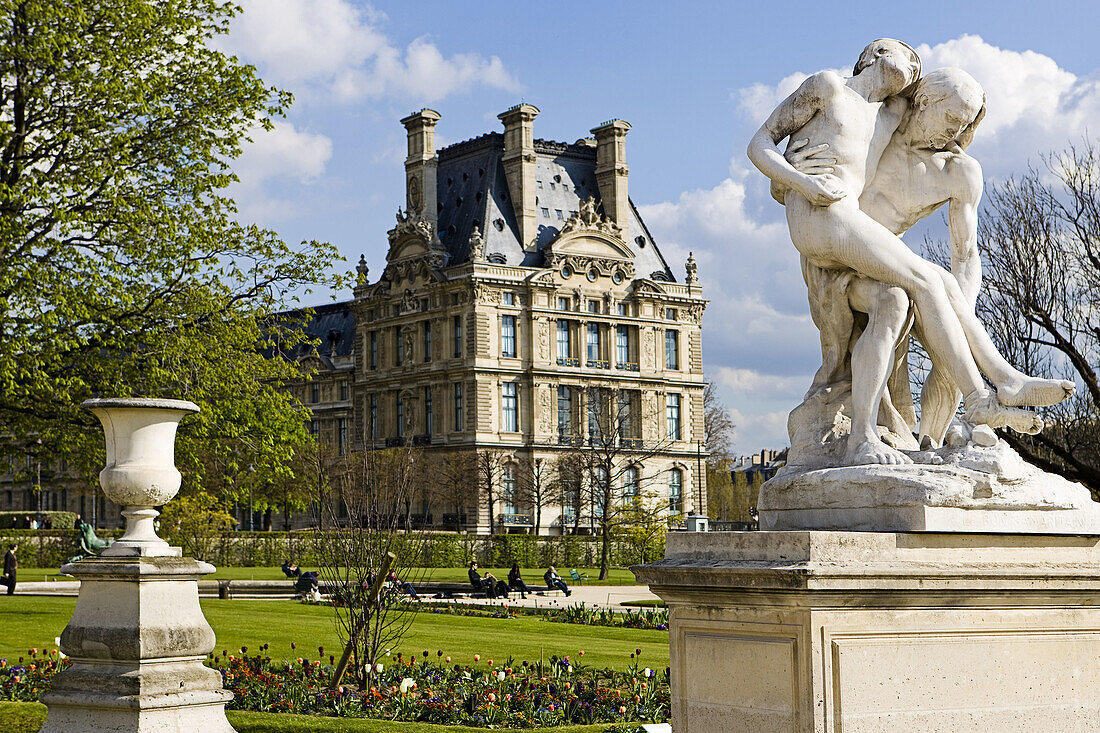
[215,646,669,727]
[405,601,670,631]
[2,646,670,728]
[0,649,68,702]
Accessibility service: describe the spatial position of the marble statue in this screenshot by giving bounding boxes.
[746,40,1092,532]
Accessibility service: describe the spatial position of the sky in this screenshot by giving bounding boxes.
[220,0,1100,455]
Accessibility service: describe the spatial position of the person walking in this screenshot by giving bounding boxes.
[2,544,17,595]
[507,563,530,599]
[544,566,571,596]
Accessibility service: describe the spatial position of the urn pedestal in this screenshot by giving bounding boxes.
[634,531,1100,733]
[40,398,234,732]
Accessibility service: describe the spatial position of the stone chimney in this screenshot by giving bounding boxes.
[498,103,540,247]
[591,119,631,234]
[400,108,442,230]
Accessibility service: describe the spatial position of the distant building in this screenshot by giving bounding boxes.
[707,448,787,529]
[289,105,709,534]
[1,105,711,535]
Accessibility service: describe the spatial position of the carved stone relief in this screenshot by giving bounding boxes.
[538,320,549,362]
[538,385,552,435]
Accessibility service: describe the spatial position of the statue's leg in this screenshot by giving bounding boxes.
[846,280,913,464]
[934,267,1073,407]
[789,200,1041,434]
[918,362,960,448]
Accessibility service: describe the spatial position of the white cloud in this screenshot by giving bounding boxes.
[733,35,1100,176]
[231,121,334,223]
[228,0,520,102]
[639,177,820,453]
[235,122,333,183]
[654,35,1100,451]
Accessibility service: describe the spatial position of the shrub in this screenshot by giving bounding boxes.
[0,512,78,531]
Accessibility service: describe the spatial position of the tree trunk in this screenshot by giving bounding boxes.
[599,521,611,580]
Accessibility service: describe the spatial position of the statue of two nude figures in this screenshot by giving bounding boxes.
[746,39,1074,470]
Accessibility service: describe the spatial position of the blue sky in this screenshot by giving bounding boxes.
[223,0,1100,453]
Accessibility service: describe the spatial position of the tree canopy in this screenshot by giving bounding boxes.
[0,1,343,503]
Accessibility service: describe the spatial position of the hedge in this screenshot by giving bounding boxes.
[0,511,78,531]
[196,532,664,569]
[0,529,664,570]
[0,528,123,567]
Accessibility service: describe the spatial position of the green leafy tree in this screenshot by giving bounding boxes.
[0,1,344,499]
[160,491,236,561]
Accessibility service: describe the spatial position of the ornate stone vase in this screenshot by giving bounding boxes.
[82,397,199,556]
[41,397,234,733]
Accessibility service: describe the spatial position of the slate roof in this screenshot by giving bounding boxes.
[270,301,356,367]
[433,134,675,280]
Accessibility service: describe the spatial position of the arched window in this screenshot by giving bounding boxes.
[668,468,683,513]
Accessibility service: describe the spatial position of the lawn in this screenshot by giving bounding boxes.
[16,566,641,585]
[0,703,618,732]
[0,597,669,671]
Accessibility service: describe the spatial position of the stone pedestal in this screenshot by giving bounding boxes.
[634,531,1100,733]
[40,554,233,732]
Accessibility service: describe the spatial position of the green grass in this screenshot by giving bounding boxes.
[0,596,669,671]
[18,566,641,585]
[0,703,616,732]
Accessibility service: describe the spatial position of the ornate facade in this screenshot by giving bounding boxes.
[291,105,708,534]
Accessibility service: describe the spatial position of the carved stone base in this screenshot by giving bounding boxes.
[761,438,1100,533]
[634,531,1100,733]
[40,556,233,733]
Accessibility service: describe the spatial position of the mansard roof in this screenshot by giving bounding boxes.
[270,300,356,367]
[432,133,674,280]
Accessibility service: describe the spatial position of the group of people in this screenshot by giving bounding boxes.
[277,558,575,603]
[468,562,572,599]
[282,559,419,601]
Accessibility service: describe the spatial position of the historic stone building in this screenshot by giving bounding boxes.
[292,104,708,534]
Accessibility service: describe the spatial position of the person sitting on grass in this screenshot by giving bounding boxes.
[544,566,571,597]
[281,558,301,579]
[508,563,530,599]
[387,570,418,599]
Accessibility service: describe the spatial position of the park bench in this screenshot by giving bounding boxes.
[196,578,569,600]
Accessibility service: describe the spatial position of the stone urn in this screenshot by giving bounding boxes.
[83,397,199,556]
[41,397,234,733]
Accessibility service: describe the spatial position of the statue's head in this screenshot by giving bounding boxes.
[853,39,921,98]
[908,68,986,150]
